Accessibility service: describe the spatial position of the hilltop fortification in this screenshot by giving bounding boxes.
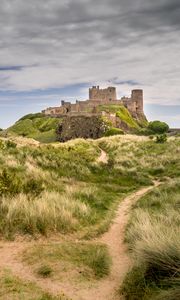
[42,86,145,120]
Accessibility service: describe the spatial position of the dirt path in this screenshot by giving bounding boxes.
[75,182,160,300]
[97,148,108,164]
[0,183,160,300]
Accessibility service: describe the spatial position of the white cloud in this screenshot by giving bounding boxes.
[0,0,180,107]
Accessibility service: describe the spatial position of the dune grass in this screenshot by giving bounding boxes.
[121,180,180,300]
[23,242,111,281]
[0,135,179,298]
[0,136,179,239]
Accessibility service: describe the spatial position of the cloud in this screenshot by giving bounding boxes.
[0,66,25,71]
[0,0,179,109]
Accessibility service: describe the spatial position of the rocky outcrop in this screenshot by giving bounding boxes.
[57,115,106,142]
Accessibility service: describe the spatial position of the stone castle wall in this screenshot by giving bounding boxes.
[42,87,144,120]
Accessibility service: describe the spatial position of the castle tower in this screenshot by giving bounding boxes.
[131,89,143,114]
[89,86,117,101]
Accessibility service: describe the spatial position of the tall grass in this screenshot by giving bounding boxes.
[121,180,180,300]
[0,136,179,239]
[0,189,91,237]
[98,135,180,179]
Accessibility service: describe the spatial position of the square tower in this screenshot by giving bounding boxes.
[89,86,117,101]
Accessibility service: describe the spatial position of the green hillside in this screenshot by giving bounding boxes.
[3,113,61,143]
[2,105,149,143]
[98,104,148,130]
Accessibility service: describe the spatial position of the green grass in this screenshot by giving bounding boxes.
[116,106,140,129]
[98,104,141,131]
[3,113,61,143]
[0,135,179,298]
[0,270,68,300]
[0,136,179,239]
[105,127,124,136]
[23,242,111,280]
[121,180,180,300]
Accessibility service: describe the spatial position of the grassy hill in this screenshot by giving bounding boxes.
[2,105,149,143]
[2,113,61,143]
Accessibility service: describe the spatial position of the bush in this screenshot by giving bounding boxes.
[5,140,17,149]
[0,169,22,196]
[148,121,169,134]
[105,127,124,136]
[156,134,167,143]
[0,140,6,150]
[23,178,44,197]
[136,128,154,136]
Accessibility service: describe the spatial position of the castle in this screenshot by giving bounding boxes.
[42,86,144,119]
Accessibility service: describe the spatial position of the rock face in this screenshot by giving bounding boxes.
[57,115,106,142]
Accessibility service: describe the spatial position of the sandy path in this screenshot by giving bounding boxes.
[0,183,159,300]
[97,149,108,164]
[75,182,160,300]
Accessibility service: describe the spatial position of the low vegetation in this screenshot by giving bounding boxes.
[116,106,140,129]
[105,127,124,136]
[0,270,68,300]
[23,242,111,281]
[121,180,180,300]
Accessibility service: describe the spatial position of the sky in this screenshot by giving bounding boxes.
[0,0,180,128]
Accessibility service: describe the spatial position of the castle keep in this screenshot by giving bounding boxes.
[42,86,144,119]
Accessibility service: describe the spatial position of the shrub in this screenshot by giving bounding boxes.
[156,134,167,143]
[0,169,22,196]
[0,140,5,150]
[23,178,44,197]
[105,127,124,137]
[148,121,169,134]
[135,128,154,136]
[5,140,17,149]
